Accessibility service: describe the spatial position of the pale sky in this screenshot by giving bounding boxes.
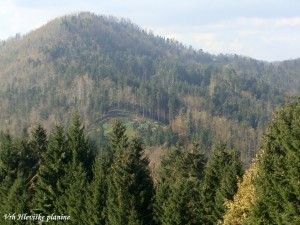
[0,0,299,61]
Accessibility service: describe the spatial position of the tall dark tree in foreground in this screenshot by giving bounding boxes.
[27,125,48,201]
[56,162,88,224]
[154,143,207,225]
[32,117,95,223]
[248,98,300,225]
[29,125,48,176]
[0,132,31,224]
[53,116,94,224]
[67,115,94,179]
[0,131,17,183]
[106,121,154,225]
[32,125,70,215]
[85,149,112,225]
[202,143,243,225]
[0,173,30,225]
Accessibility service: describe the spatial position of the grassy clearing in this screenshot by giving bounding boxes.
[88,110,167,147]
[102,118,163,138]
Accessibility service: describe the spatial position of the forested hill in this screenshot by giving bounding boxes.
[0,12,299,164]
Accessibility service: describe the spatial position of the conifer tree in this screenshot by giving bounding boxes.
[33,116,94,223]
[85,149,112,225]
[32,125,70,215]
[0,132,31,221]
[109,119,128,156]
[154,143,207,225]
[0,173,30,225]
[27,124,48,201]
[85,120,127,225]
[106,121,154,225]
[55,162,88,224]
[0,131,18,182]
[202,143,243,225]
[52,116,94,224]
[158,179,199,225]
[128,137,154,224]
[67,115,94,179]
[248,99,300,225]
[29,124,48,175]
[11,136,35,183]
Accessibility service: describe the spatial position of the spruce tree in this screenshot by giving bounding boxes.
[106,121,154,225]
[67,114,94,179]
[53,116,94,224]
[202,143,243,225]
[85,149,112,225]
[32,125,70,215]
[127,137,154,224]
[154,143,207,225]
[28,124,48,176]
[27,124,48,201]
[248,99,300,225]
[0,131,18,182]
[109,119,128,156]
[0,173,30,225]
[0,130,36,182]
[85,120,128,225]
[0,131,32,222]
[55,162,88,224]
[158,179,198,225]
[13,137,32,180]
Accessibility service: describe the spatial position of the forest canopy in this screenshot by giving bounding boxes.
[0,12,299,224]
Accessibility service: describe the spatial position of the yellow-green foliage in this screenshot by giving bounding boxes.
[221,161,257,225]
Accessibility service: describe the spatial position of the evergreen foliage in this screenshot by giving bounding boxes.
[67,115,94,179]
[106,121,154,225]
[0,131,18,181]
[0,11,298,222]
[0,132,31,225]
[202,143,243,225]
[55,162,88,224]
[1,109,298,224]
[29,124,48,174]
[154,143,207,225]
[13,137,32,180]
[109,119,129,156]
[85,149,111,225]
[248,98,300,225]
[32,125,70,215]
[0,173,30,225]
[1,12,298,166]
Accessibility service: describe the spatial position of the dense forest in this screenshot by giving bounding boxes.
[0,12,299,224]
[0,12,300,165]
[0,99,299,224]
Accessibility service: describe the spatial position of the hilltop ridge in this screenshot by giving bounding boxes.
[0,12,299,164]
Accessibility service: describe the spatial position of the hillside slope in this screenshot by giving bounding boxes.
[0,12,299,164]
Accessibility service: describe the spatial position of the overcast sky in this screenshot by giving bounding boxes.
[0,0,299,61]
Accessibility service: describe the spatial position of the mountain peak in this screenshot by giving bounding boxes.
[0,13,299,167]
